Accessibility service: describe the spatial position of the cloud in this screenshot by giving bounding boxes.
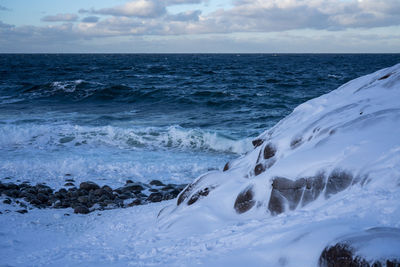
[91,0,166,18]
[0,5,10,11]
[82,16,100,23]
[1,0,400,52]
[42,13,78,22]
[168,10,201,21]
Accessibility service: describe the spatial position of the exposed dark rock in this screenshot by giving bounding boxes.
[268,175,327,215]
[290,136,303,149]
[3,198,11,204]
[65,178,75,182]
[16,209,28,214]
[325,169,353,198]
[319,227,400,267]
[378,73,391,80]
[127,199,141,207]
[147,192,163,203]
[223,162,230,172]
[102,185,113,193]
[79,181,100,191]
[163,189,181,200]
[149,180,165,186]
[301,173,326,206]
[263,143,276,159]
[37,193,49,203]
[177,178,203,206]
[187,187,212,206]
[2,180,186,214]
[319,243,368,267]
[162,185,175,191]
[119,184,144,192]
[125,179,134,184]
[234,186,256,214]
[74,206,90,214]
[252,139,264,148]
[254,163,266,176]
[64,182,75,187]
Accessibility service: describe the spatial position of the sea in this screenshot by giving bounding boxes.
[1,54,399,188]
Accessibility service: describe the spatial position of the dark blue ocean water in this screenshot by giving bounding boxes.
[1,54,399,187]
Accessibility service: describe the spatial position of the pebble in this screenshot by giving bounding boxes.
[0,180,187,215]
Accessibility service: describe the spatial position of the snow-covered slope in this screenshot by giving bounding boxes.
[1,64,400,266]
[157,63,400,263]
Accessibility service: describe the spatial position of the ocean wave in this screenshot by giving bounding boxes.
[0,124,251,154]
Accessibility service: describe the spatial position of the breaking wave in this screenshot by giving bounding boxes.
[0,123,252,155]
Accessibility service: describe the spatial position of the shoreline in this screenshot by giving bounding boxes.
[0,179,186,214]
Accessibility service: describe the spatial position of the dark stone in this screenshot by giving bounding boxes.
[102,185,113,193]
[319,243,367,267]
[268,177,306,215]
[163,189,181,200]
[3,198,11,204]
[4,183,19,190]
[147,192,163,203]
[16,209,28,214]
[301,173,326,206]
[252,139,264,148]
[161,185,175,191]
[122,184,144,192]
[4,189,20,198]
[74,206,90,214]
[64,182,75,187]
[187,187,212,206]
[254,163,266,176]
[234,186,256,214]
[65,178,75,182]
[149,180,165,186]
[378,73,391,80]
[319,228,400,267]
[223,162,230,172]
[325,169,353,198]
[290,137,302,149]
[177,184,194,205]
[93,188,105,196]
[263,143,276,159]
[125,180,134,184]
[149,189,159,193]
[117,193,132,200]
[37,193,49,203]
[127,199,141,207]
[79,181,100,191]
[77,189,89,196]
[77,196,89,204]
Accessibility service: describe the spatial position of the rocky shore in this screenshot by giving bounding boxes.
[0,178,186,214]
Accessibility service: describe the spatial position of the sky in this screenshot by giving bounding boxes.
[0,0,399,53]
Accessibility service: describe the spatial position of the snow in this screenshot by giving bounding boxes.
[1,64,400,266]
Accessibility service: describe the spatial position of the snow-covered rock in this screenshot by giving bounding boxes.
[159,63,400,251]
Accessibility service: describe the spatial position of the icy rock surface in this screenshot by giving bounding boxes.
[319,227,400,266]
[157,63,400,264]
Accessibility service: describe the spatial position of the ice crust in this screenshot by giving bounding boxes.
[1,64,400,266]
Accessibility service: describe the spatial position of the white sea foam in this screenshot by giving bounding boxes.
[0,123,251,154]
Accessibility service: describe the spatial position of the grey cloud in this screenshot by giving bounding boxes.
[42,13,78,22]
[82,16,99,23]
[91,0,166,18]
[0,5,10,11]
[168,10,201,21]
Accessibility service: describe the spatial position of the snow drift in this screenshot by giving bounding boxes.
[159,63,400,264]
